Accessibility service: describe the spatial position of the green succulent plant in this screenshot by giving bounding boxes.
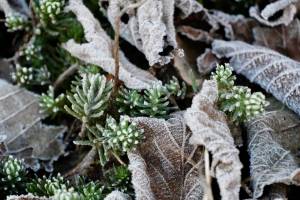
[64,73,113,124]
[219,86,268,123]
[40,86,65,117]
[106,165,131,193]
[76,180,104,200]
[53,188,83,200]
[211,63,268,123]
[36,0,65,25]
[117,87,144,117]
[5,14,30,32]
[140,83,170,117]
[26,174,68,197]
[102,116,145,153]
[0,156,27,195]
[165,76,186,99]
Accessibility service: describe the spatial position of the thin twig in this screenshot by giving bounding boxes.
[112,151,126,166]
[53,64,78,91]
[108,0,147,114]
[79,122,86,138]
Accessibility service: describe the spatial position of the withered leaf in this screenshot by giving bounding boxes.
[212,40,300,117]
[0,79,66,172]
[249,0,297,27]
[246,99,300,198]
[63,0,158,89]
[184,80,242,200]
[253,19,300,61]
[128,114,206,200]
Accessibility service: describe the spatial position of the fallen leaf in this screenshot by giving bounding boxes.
[62,0,158,89]
[128,113,206,200]
[184,80,242,200]
[0,79,66,172]
[249,0,297,27]
[246,99,300,198]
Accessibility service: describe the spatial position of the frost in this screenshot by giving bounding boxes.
[62,0,158,89]
[0,79,66,172]
[7,194,49,200]
[212,40,300,117]
[128,114,206,200]
[249,0,297,27]
[175,0,203,18]
[184,80,242,200]
[104,190,131,200]
[103,0,202,66]
[246,99,300,198]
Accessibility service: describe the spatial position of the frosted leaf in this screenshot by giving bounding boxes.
[104,190,131,200]
[253,19,300,61]
[246,100,300,198]
[6,194,50,200]
[249,0,297,27]
[128,114,206,200]
[212,40,300,117]
[104,0,176,66]
[62,0,158,89]
[0,79,66,172]
[178,10,251,41]
[184,80,242,200]
[175,0,203,18]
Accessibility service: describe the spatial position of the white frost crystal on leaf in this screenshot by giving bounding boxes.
[246,100,300,198]
[249,0,297,27]
[212,40,300,117]
[0,79,66,172]
[7,194,50,200]
[184,80,242,200]
[128,114,206,200]
[103,0,202,66]
[63,0,158,89]
[104,190,131,200]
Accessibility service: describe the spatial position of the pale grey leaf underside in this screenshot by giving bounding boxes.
[249,0,297,27]
[246,100,300,198]
[0,79,66,172]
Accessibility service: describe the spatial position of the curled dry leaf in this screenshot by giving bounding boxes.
[104,190,131,200]
[62,0,158,89]
[128,114,206,200]
[249,0,297,27]
[0,79,67,172]
[103,0,202,66]
[246,99,300,198]
[253,19,300,61]
[184,80,242,200]
[212,40,300,117]
[178,10,253,42]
